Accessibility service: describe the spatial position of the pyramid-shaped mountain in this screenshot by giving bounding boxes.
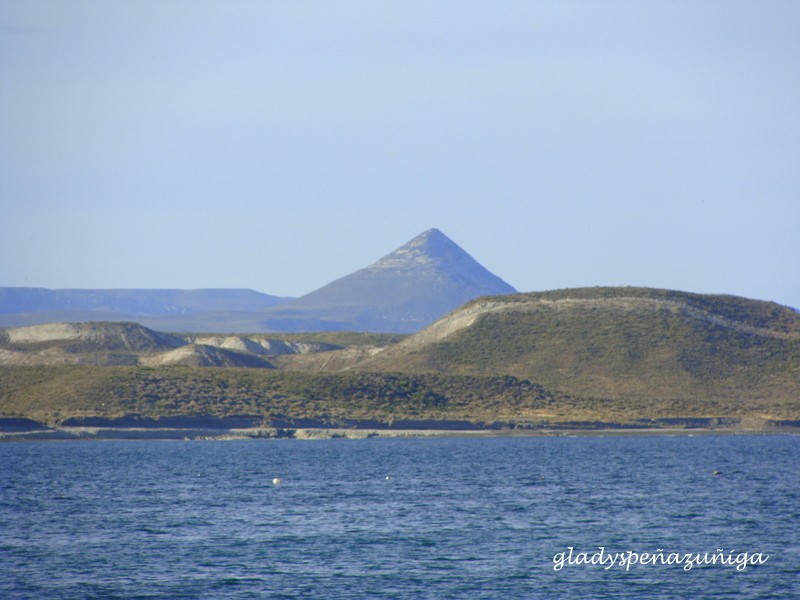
[260,229,516,333]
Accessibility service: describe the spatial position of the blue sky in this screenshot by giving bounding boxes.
[1,1,798,308]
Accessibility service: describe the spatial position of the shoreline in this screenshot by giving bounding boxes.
[2,425,799,442]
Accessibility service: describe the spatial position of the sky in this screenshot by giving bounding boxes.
[1,1,798,308]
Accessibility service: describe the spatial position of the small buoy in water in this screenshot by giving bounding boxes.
[272,477,281,485]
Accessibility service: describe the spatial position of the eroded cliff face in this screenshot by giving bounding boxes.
[139,344,274,368]
[0,322,337,367]
[188,335,338,356]
[4,322,184,348]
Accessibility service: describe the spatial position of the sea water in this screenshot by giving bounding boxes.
[1,434,798,599]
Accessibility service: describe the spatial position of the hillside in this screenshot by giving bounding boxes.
[0,367,567,427]
[258,229,516,332]
[1,287,798,432]
[357,287,800,415]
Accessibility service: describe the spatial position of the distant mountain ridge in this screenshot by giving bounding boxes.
[0,229,516,333]
[0,288,291,330]
[258,229,516,332]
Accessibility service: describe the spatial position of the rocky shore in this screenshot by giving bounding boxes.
[2,416,798,442]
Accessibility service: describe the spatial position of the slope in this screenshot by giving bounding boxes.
[141,344,274,368]
[358,287,800,415]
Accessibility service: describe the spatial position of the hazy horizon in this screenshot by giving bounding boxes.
[2,1,798,308]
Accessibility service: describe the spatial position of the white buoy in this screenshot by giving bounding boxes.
[272,477,281,485]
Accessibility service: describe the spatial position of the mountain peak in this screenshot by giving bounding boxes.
[415,227,443,238]
[262,229,517,332]
[372,228,474,271]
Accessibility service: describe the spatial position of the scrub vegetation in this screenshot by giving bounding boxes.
[1,287,798,428]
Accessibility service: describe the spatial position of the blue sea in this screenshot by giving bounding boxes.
[1,434,798,599]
